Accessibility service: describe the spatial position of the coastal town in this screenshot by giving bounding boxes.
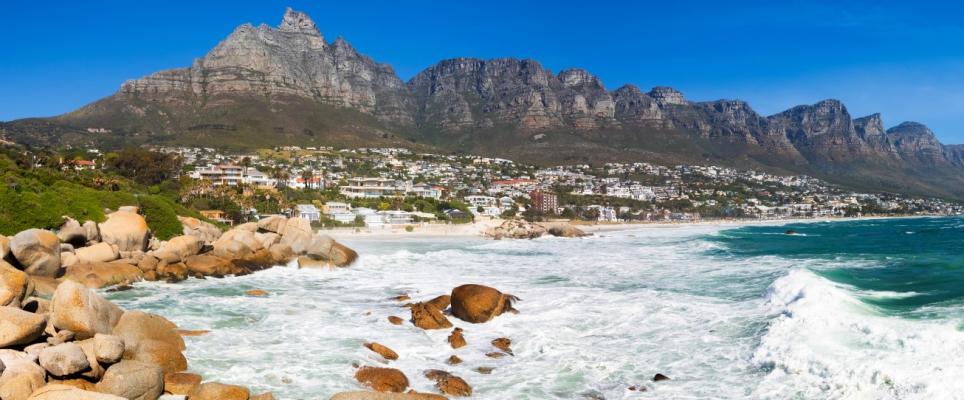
[47,145,964,230]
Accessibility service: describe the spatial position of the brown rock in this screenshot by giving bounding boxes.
[327,242,359,267]
[187,382,251,400]
[44,378,96,391]
[163,372,202,395]
[387,316,403,325]
[63,262,143,289]
[296,256,330,269]
[485,352,506,359]
[410,302,452,330]
[0,360,46,400]
[278,217,313,254]
[447,328,466,349]
[392,295,410,302]
[136,255,159,272]
[364,342,399,361]
[183,254,233,276]
[178,216,222,243]
[9,229,62,277]
[95,360,164,400]
[26,384,126,399]
[112,311,187,373]
[257,215,288,234]
[450,284,519,323]
[176,329,210,337]
[653,373,671,381]
[423,370,472,397]
[0,261,29,307]
[49,280,123,340]
[426,295,450,311]
[355,366,409,393]
[98,211,150,253]
[267,243,295,264]
[38,343,90,377]
[445,355,462,365]
[474,367,493,375]
[72,242,119,264]
[251,392,275,400]
[491,337,512,354]
[93,334,125,364]
[245,289,269,297]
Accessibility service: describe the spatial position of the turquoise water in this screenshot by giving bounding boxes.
[711,217,964,317]
[107,217,964,399]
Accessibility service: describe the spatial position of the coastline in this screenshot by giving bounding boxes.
[320,214,938,240]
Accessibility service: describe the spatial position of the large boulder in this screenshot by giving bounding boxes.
[279,217,313,254]
[10,229,62,277]
[0,261,29,307]
[544,223,589,238]
[27,384,126,400]
[329,392,448,400]
[153,235,203,263]
[423,370,473,397]
[0,306,46,347]
[63,262,142,289]
[38,343,90,377]
[95,360,164,400]
[255,232,281,249]
[257,215,288,234]
[187,382,250,400]
[82,221,100,244]
[409,302,452,330]
[303,234,358,267]
[0,360,46,400]
[177,216,221,243]
[73,243,120,264]
[183,254,233,276]
[56,219,87,247]
[0,235,10,260]
[112,311,186,374]
[50,280,123,340]
[212,229,263,259]
[98,211,149,253]
[267,244,295,265]
[354,367,409,393]
[450,284,519,323]
[72,339,105,380]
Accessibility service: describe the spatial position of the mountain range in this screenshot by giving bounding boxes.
[3,8,964,199]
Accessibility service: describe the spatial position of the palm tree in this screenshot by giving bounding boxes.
[300,169,314,190]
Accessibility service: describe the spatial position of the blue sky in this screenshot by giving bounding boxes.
[2,1,964,143]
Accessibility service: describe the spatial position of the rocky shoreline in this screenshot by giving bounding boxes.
[0,207,361,400]
[0,206,595,399]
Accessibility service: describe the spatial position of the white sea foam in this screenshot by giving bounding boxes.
[106,225,964,399]
[752,269,964,400]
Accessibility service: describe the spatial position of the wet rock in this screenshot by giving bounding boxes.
[392,295,410,302]
[0,306,47,347]
[426,295,450,311]
[491,337,512,355]
[653,373,671,381]
[163,372,202,395]
[485,352,506,359]
[447,328,466,349]
[9,229,62,277]
[112,311,187,373]
[95,360,164,400]
[545,223,589,238]
[183,254,233,276]
[279,217,313,254]
[474,367,493,374]
[354,366,409,393]
[450,284,519,323]
[423,369,472,397]
[785,229,797,235]
[187,382,251,400]
[175,329,209,337]
[387,316,403,325]
[50,280,123,339]
[251,392,276,400]
[446,355,462,365]
[38,343,90,377]
[364,342,399,361]
[245,289,269,297]
[329,392,448,400]
[409,302,452,330]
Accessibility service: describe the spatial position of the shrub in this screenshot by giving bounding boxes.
[138,195,183,240]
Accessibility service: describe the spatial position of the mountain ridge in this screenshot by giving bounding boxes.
[3,8,964,199]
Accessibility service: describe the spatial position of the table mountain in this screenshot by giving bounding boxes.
[3,8,964,199]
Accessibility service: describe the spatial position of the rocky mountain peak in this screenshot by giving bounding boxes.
[648,87,686,106]
[887,121,933,137]
[279,7,320,36]
[558,69,604,90]
[854,113,885,138]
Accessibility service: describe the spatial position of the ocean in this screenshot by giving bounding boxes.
[107,216,964,399]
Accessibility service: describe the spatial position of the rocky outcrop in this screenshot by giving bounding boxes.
[98,211,149,254]
[0,307,46,347]
[354,367,409,393]
[95,360,164,400]
[177,217,221,243]
[187,382,251,400]
[482,220,546,239]
[450,284,518,323]
[887,121,948,165]
[50,281,123,340]
[423,370,472,397]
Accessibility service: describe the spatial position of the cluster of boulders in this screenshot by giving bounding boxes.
[0,276,273,399]
[0,206,361,399]
[333,284,519,399]
[0,209,360,291]
[483,220,588,240]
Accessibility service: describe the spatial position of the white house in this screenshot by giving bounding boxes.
[295,204,321,222]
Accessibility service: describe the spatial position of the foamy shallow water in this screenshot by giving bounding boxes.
[106,223,964,399]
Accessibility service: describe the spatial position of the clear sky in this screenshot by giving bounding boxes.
[2,0,963,143]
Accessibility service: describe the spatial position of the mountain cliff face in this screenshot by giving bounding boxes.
[3,8,964,199]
